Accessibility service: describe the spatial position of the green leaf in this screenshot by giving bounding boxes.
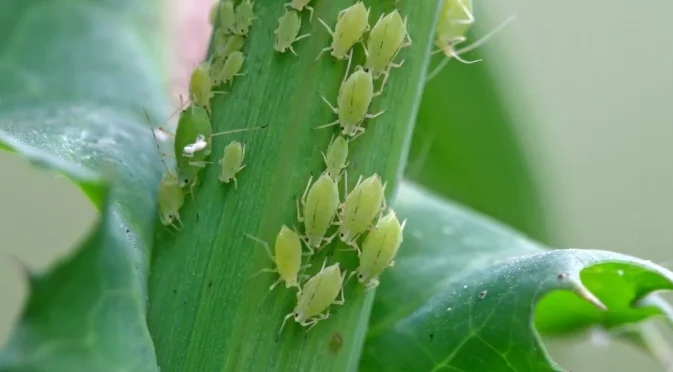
[0,0,168,370]
[406,19,548,241]
[361,183,673,371]
[147,1,442,371]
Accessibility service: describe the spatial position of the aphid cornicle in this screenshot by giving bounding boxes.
[219,0,237,34]
[280,260,346,333]
[322,135,349,182]
[317,64,383,139]
[274,10,310,56]
[245,225,306,293]
[233,0,256,36]
[364,9,412,91]
[218,141,246,188]
[354,210,406,290]
[316,2,370,63]
[285,0,315,20]
[297,174,340,254]
[337,173,387,249]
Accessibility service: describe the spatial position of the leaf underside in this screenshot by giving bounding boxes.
[0,0,168,370]
[360,184,673,372]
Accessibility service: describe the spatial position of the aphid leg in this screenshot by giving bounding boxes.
[269,277,284,291]
[332,270,347,305]
[366,110,385,120]
[317,18,335,37]
[187,160,212,168]
[305,312,330,332]
[343,50,354,82]
[279,312,295,334]
[289,34,311,56]
[211,123,268,138]
[365,278,380,291]
[244,233,276,262]
[248,267,277,279]
[318,95,338,114]
[295,199,304,223]
[389,260,395,268]
[306,6,314,21]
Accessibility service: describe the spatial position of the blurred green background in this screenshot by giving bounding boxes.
[1,0,671,371]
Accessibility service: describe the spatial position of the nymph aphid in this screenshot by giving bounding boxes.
[353,210,406,289]
[218,141,246,188]
[337,173,386,249]
[285,0,315,21]
[427,0,515,81]
[363,9,412,91]
[280,260,346,333]
[316,2,370,63]
[245,225,307,293]
[296,174,340,254]
[274,10,310,56]
[317,63,383,139]
[322,135,349,182]
[233,0,256,36]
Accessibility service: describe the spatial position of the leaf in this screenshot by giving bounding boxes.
[146,1,442,371]
[406,15,548,241]
[360,183,673,371]
[0,0,169,370]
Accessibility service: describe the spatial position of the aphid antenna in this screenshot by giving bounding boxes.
[279,312,295,334]
[244,232,275,261]
[427,14,517,81]
[211,123,269,137]
[453,14,516,56]
[144,107,173,175]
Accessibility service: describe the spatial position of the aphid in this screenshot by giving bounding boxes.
[212,51,245,86]
[317,65,383,138]
[245,225,306,293]
[337,173,386,249]
[353,210,406,289]
[174,105,266,190]
[280,260,346,333]
[158,170,185,229]
[316,2,370,62]
[274,10,310,56]
[148,120,185,229]
[427,0,515,81]
[189,62,225,113]
[218,141,246,188]
[208,1,220,26]
[363,10,412,91]
[219,0,237,34]
[233,0,256,36]
[296,174,340,254]
[322,135,349,181]
[214,32,246,60]
[285,0,315,20]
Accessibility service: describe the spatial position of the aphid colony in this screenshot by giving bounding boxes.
[152,0,264,228]
[258,2,412,333]
[150,1,418,333]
